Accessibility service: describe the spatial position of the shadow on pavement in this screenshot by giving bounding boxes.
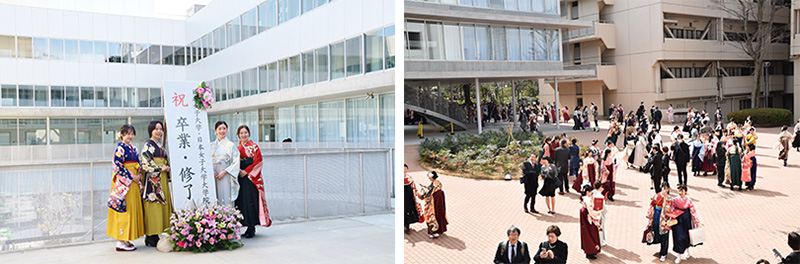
[601,244,642,263]
[530,211,579,224]
[404,228,467,251]
[614,182,640,191]
[607,198,639,208]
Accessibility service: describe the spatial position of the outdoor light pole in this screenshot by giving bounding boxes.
[764,61,770,108]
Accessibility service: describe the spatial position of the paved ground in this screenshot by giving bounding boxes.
[404,120,800,264]
[1,214,394,264]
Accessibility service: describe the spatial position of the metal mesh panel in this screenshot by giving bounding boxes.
[363,152,388,213]
[262,155,305,220]
[306,153,360,218]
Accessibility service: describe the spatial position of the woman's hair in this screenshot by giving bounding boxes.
[593,181,602,189]
[237,124,250,135]
[789,232,800,250]
[782,125,789,132]
[147,120,163,138]
[662,146,669,153]
[214,120,228,130]
[677,185,688,192]
[592,139,598,146]
[661,182,671,189]
[404,164,409,169]
[747,143,756,151]
[428,171,439,180]
[546,225,561,237]
[119,124,136,140]
[581,185,593,197]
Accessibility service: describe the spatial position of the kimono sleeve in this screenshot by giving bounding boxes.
[139,142,161,174]
[247,144,263,178]
[225,145,241,177]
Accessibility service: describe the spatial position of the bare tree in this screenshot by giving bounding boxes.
[716,0,787,108]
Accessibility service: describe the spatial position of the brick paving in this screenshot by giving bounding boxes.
[404,121,800,263]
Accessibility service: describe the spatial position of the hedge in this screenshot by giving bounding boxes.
[726,108,792,126]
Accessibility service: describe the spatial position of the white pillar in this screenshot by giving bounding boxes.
[476,78,482,134]
[554,77,560,130]
[512,81,518,125]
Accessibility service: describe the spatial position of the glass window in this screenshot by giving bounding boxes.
[226,18,241,47]
[50,118,76,144]
[476,25,491,60]
[19,119,46,145]
[379,93,394,143]
[331,41,344,80]
[545,0,558,14]
[319,100,344,142]
[474,0,489,7]
[532,0,544,12]
[547,29,560,61]
[315,0,327,8]
[490,0,503,9]
[228,73,241,99]
[289,54,301,87]
[103,118,127,143]
[267,0,278,28]
[295,103,318,142]
[258,65,268,93]
[258,107,276,142]
[2,84,16,106]
[302,51,315,84]
[507,27,521,60]
[276,106,295,142]
[0,35,14,57]
[215,78,228,101]
[346,97,378,142]
[80,86,94,107]
[138,87,149,107]
[425,22,444,60]
[94,41,107,63]
[405,21,424,60]
[76,119,102,144]
[243,68,258,96]
[242,8,258,40]
[0,119,17,145]
[161,46,174,65]
[33,37,48,59]
[315,46,328,82]
[124,87,136,108]
[34,85,48,107]
[443,23,461,60]
[65,86,79,107]
[211,28,224,53]
[492,26,506,60]
[18,85,33,107]
[108,42,121,63]
[150,87,161,107]
[50,86,65,107]
[109,87,122,107]
[258,3,268,33]
[17,37,32,58]
[303,0,314,13]
[79,40,93,62]
[505,0,518,10]
[460,0,472,6]
[203,34,212,56]
[49,39,64,60]
[519,0,531,11]
[279,0,300,23]
[268,62,278,91]
[174,46,186,65]
[121,43,134,63]
[95,86,107,107]
[462,25,477,60]
[346,35,362,77]
[64,39,79,61]
[129,117,154,146]
[385,25,395,69]
[279,58,289,90]
[534,29,546,60]
[364,29,384,72]
[525,28,537,61]
[148,45,161,65]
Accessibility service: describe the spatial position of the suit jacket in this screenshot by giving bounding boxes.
[494,241,531,264]
[654,109,663,121]
[568,145,580,168]
[532,240,568,264]
[522,161,541,195]
[781,251,800,264]
[554,146,570,174]
[648,151,663,179]
[673,141,690,164]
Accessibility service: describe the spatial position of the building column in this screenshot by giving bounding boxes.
[512,81,518,125]
[554,77,560,130]
[655,64,662,94]
[476,78,482,134]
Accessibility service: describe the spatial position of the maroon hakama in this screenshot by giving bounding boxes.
[580,207,601,255]
[702,148,716,173]
[601,162,615,198]
[432,190,448,234]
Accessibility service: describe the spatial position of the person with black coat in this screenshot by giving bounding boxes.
[661,146,671,185]
[673,134,691,186]
[494,226,531,264]
[521,152,541,214]
[533,225,568,264]
[554,140,571,194]
[654,107,663,131]
[648,146,663,194]
[715,139,727,187]
[776,232,800,264]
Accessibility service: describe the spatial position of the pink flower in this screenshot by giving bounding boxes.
[195,241,202,247]
[220,234,227,240]
[177,241,187,248]
[187,234,194,241]
[181,228,190,235]
[209,238,216,245]
[196,87,203,93]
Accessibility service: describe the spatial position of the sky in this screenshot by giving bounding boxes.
[0,0,214,19]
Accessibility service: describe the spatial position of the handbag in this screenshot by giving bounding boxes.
[689,226,705,246]
[666,218,678,227]
[642,228,654,244]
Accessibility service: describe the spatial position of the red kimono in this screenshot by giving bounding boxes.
[237,140,273,227]
[580,205,601,255]
[562,109,571,122]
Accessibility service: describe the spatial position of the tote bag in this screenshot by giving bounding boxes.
[689,226,705,246]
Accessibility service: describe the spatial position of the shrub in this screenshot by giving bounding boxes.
[170,204,244,252]
[726,108,792,126]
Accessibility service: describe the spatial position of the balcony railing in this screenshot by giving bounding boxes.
[563,20,613,42]
[405,85,470,125]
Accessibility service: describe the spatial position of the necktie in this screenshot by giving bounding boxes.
[510,244,515,263]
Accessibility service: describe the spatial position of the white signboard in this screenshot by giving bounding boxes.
[162,80,217,210]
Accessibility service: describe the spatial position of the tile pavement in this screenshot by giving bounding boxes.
[404,121,800,263]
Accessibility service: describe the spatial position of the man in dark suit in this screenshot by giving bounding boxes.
[636,102,645,121]
[494,226,531,264]
[673,134,690,185]
[554,139,571,194]
[521,152,541,214]
[653,106,663,131]
[648,145,663,194]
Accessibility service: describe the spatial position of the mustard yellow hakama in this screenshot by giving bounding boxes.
[142,157,174,235]
[106,163,144,241]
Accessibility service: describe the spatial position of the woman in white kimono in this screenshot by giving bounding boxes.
[633,130,648,169]
[211,121,240,207]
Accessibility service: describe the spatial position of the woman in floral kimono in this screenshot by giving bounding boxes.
[690,138,705,176]
[106,124,144,251]
[562,106,570,123]
[727,144,743,191]
[139,121,173,247]
[404,164,423,233]
[419,171,447,239]
[668,185,702,263]
[742,143,757,191]
[779,125,793,167]
[573,152,597,193]
[579,185,601,259]
[701,136,717,176]
[211,121,240,207]
[600,149,617,202]
[235,125,272,238]
[646,182,672,262]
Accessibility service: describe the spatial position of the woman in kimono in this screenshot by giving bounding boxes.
[647,182,672,262]
[579,185,601,259]
[715,139,728,188]
[562,105,570,123]
[106,124,144,251]
[689,138,704,176]
[792,119,800,152]
[668,185,702,263]
[668,104,674,124]
[591,182,608,247]
[727,144,743,191]
[701,136,717,176]
[633,131,648,170]
[211,121,240,207]
[622,127,636,168]
[779,125,793,167]
[236,125,272,238]
[550,104,557,123]
[419,171,447,239]
[742,143,756,191]
[573,152,597,193]
[139,121,173,247]
[600,149,617,202]
[404,164,423,233]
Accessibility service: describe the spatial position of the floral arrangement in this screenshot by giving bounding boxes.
[169,203,243,252]
[193,82,215,110]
